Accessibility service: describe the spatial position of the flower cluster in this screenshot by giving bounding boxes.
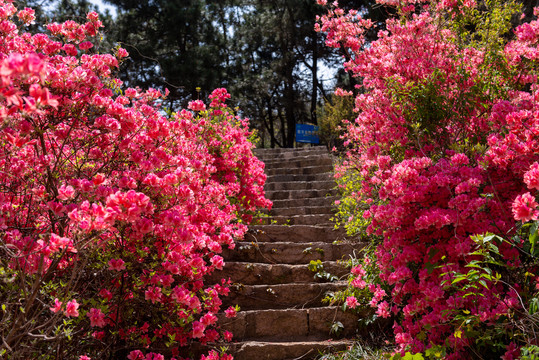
[0,2,270,359]
[318,0,539,357]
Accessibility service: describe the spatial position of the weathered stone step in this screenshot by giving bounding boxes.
[206,261,348,285]
[253,147,328,160]
[264,180,335,192]
[261,205,335,217]
[246,225,347,243]
[228,339,354,360]
[266,172,334,184]
[263,156,333,170]
[253,214,332,226]
[270,196,339,209]
[266,188,338,201]
[222,241,362,264]
[223,282,347,310]
[266,164,334,176]
[218,306,360,341]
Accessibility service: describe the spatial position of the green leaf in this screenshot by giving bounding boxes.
[529,298,539,315]
[478,280,489,289]
[530,221,539,254]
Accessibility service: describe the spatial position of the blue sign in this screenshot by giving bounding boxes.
[295,124,320,144]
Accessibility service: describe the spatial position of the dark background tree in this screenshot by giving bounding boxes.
[27,0,384,147]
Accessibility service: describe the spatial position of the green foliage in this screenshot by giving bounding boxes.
[308,260,339,282]
[317,342,393,360]
[448,0,522,52]
[318,93,355,150]
[391,352,424,360]
[522,345,539,360]
[434,228,539,357]
[332,166,372,238]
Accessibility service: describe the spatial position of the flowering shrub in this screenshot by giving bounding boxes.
[0,2,270,359]
[318,0,539,358]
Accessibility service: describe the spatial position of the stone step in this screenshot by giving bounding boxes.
[263,156,333,170]
[266,172,335,184]
[253,214,332,226]
[270,196,339,209]
[261,205,335,217]
[223,282,347,310]
[253,147,328,159]
[264,180,335,192]
[218,306,361,341]
[206,261,348,285]
[222,241,362,264]
[228,339,354,360]
[266,189,338,201]
[246,225,348,243]
[266,164,334,176]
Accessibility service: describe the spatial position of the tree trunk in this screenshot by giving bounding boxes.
[311,30,318,125]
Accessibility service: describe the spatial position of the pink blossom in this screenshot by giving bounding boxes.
[79,356,91,360]
[512,192,539,222]
[351,278,366,289]
[210,255,224,270]
[57,185,75,200]
[524,162,539,190]
[108,258,126,271]
[50,298,62,313]
[87,308,106,327]
[116,47,129,58]
[79,41,93,50]
[64,299,79,317]
[223,330,233,342]
[200,312,217,326]
[145,286,162,304]
[376,301,390,318]
[224,306,237,318]
[145,353,164,360]
[127,350,144,360]
[192,321,205,338]
[346,296,359,309]
[188,100,206,112]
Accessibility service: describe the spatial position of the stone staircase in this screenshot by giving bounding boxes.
[209,147,366,360]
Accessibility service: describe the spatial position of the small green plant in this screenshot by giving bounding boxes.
[330,321,344,336]
[308,260,338,282]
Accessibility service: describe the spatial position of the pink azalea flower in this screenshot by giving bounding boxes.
[87,308,106,327]
[144,286,162,304]
[223,330,233,342]
[64,299,79,317]
[376,301,390,318]
[200,312,217,326]
[346,296,359,309]
[224,306,237,318]
[108,258,126,271]
[524,162,539,190]
[127,350,144,360]
[512,192,539,222]
[188,100,206,112]
[192,321,205,338]
[50,298,62,313]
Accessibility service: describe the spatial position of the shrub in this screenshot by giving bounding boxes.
[0,2,270,359]
[317,0,539,357]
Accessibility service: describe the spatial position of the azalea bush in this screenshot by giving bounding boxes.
[317,0,539,358]
[0,2,270,359]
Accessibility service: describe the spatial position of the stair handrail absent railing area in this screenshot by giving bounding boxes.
[208,146,366,360]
